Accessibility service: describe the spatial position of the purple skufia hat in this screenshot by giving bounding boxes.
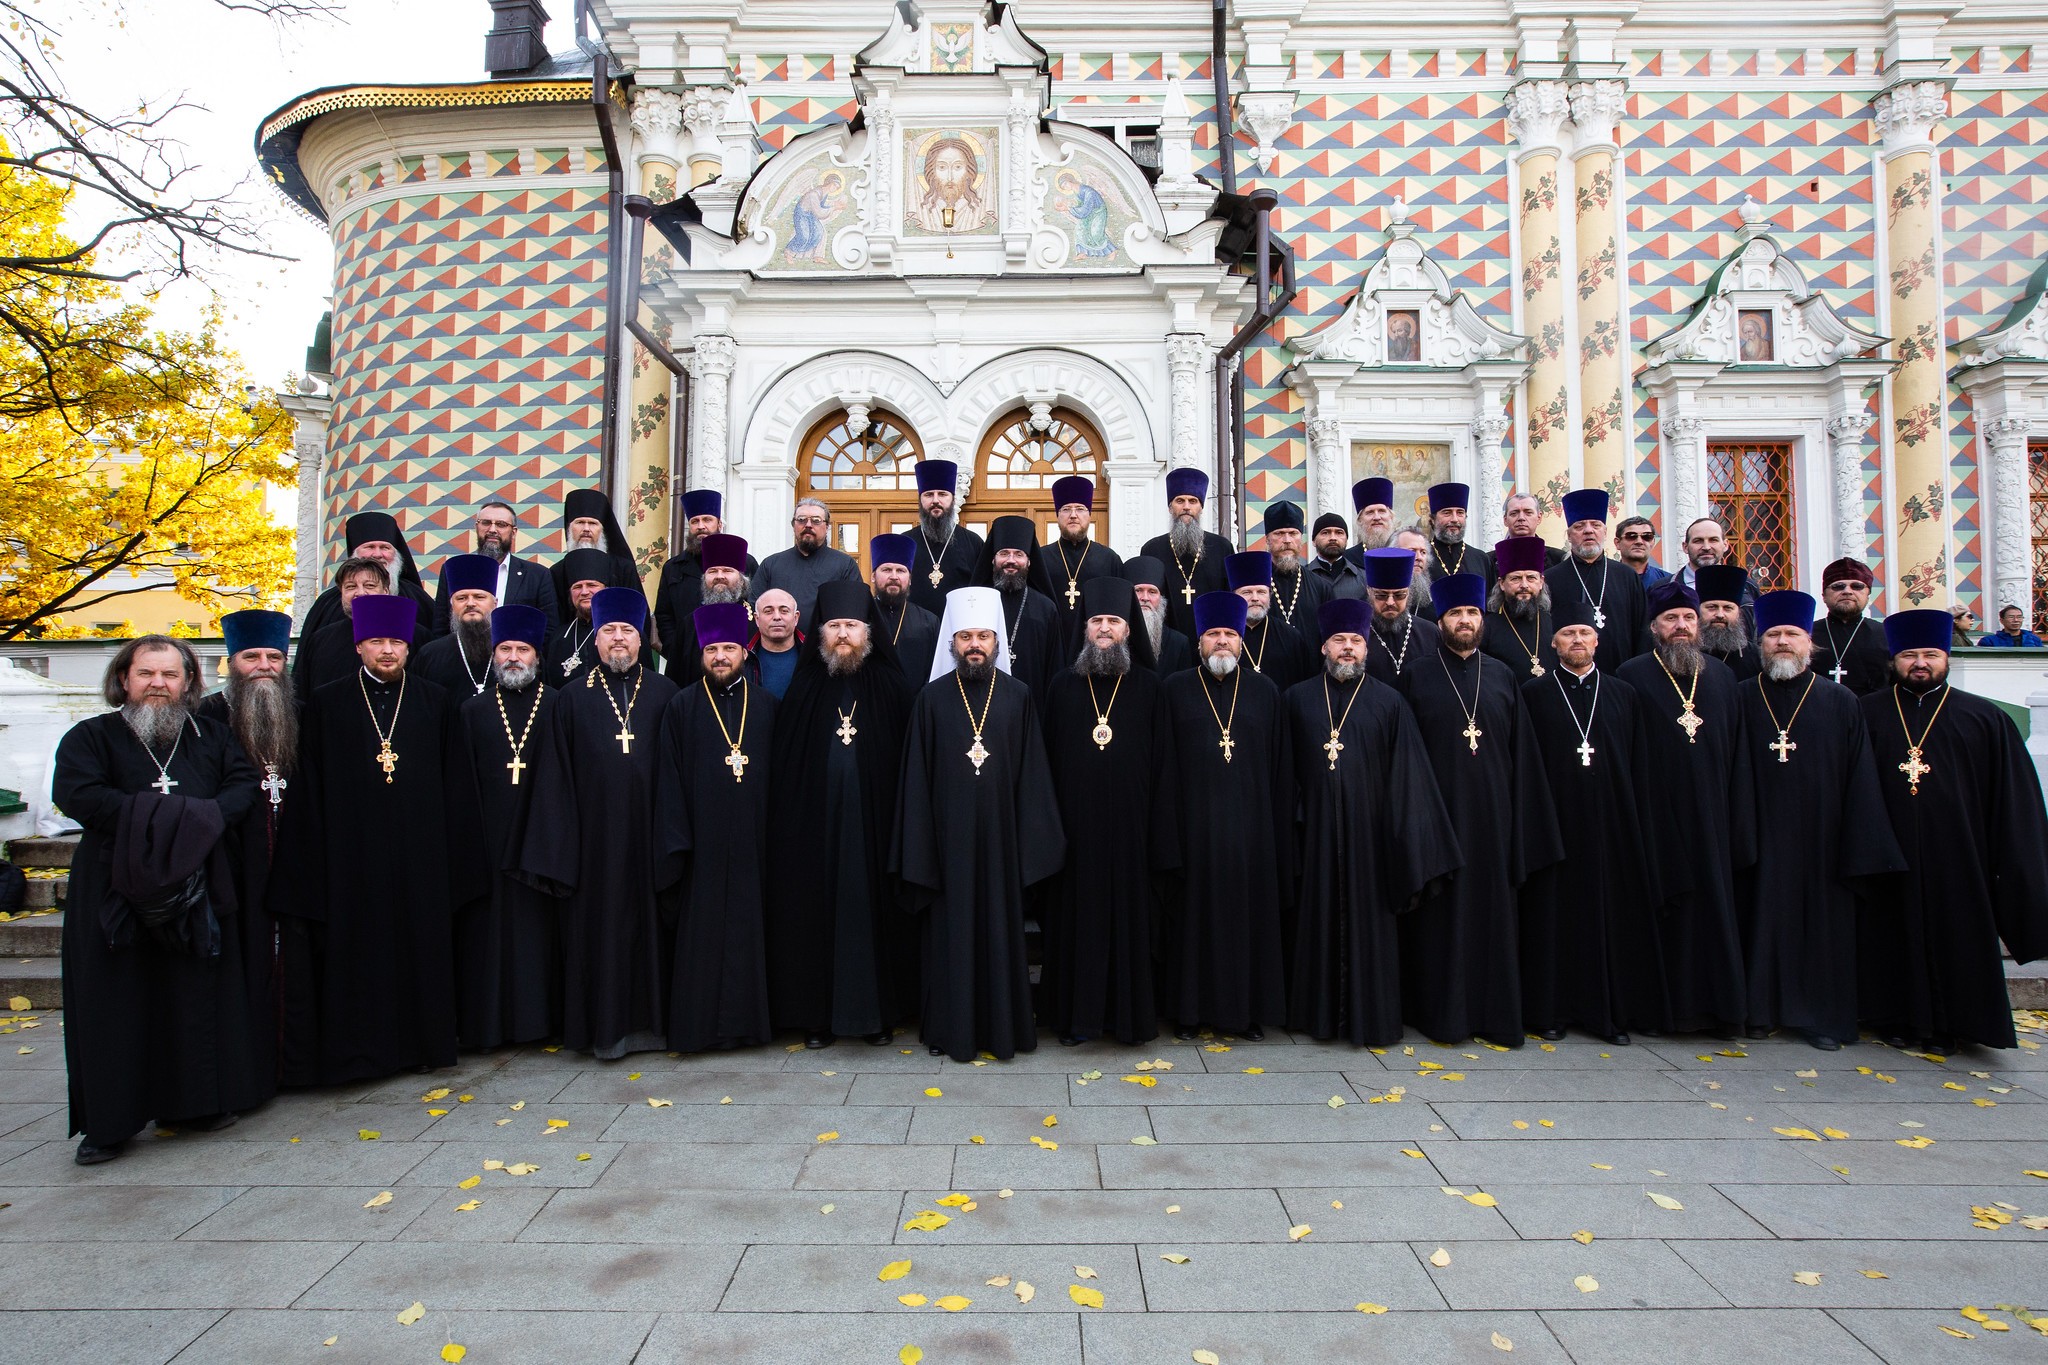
[490,604,547,650]
[1492,536,1548,578]
[590,587,646,633]
[1427,482,1469,515]
[1353,476,1393,512]
[914,460,958,494]
[1429,572,1486,617]
[1753,590,1815,637]
[1560,488,1609,526]
[869,533,914,570]
[441,553,497,597]
[1165,467,1209,503]
[1319,597,1372,639]
[1646,579,1702,618]
[1191,590,1247,637]
[679,488,721,520]
[692,601,751,649]
[1225,550,1272,590]
[221,609,290,657]
[1883,608,1952,655]
[1362,546,1415,591]
[351,593,416,645]
[1051,474,1095,511]
[699,533,748,572]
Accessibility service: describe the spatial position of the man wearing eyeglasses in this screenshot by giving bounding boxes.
[752,496,863,622]
[432,500,561,637]
[1613,516,1672,590]
[1809,559,1892,695]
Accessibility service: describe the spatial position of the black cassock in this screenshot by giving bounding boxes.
[996,587,1064,701]
[1519,668,1676,1037]
[1287,673,1461,1046]
[454,682,561,1049]
[298,578,438,656]
[1706,642,1762,682]
[1160,667,1293,1032]
[291,616,362,705]
[1039,539,1127,658]
[654,676,775,1052]
[893,671,1065,1061]
[1397,649,1563,1043]
[1427,538,1495,588]
[1243,615,1316,693]
[909,525,985,617]
[1365,613,1438,687]
[1139,530,1233,640]
[516,665,678,1057]
[195,691,287,1099]
[1040,667,1181,1044]
[1546,556,1647,672]
[543,620,602,686]
[1615,652,1756,1032]
[1737,674,1904,1041]
[879,595,941,691]
[766,638,917,1038]
[1812,614,1892,696]
[415,631,493,701]
[1858,683,2048,1048]
[1153,625,1196,675]
[274,670,473,1083]
[1270,566,1331,643]
[1480,609,1558,681]
[55,712,266,1145]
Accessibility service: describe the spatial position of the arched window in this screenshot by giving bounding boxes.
[794,409,926,559]
[970,406,1109,542]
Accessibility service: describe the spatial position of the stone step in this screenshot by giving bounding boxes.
[6,835,77,869]
[2005,958,2048,1011]
[21,873,65,910]
[0,911,61,957]
[0,957,61,1011]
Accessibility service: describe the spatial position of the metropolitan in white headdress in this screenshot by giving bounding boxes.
[928,585,1014,683]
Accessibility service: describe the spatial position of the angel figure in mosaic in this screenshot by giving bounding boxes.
[786,169,847,264]
[1053,168,1116,259]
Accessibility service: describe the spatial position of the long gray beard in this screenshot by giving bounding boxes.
[602,652,638,676]
[1438,524,1465,546]
[225,674,297,773]
[1326,659,1365,683]
[1169,516,1204,559]
[920,506,957,540]
[1763,650,1808,683]
[822,637,872,677]
[1490,585,1550,623]
[1571,541,1604,563]
[456,615,494,659]
[1655,638,1704,677]
[493,659,538,691]
[952,651,993,684]
[1203,651,1237,678]
[702,578,749,606]
[1702,618,1749,655]
[995,566,1028,593]
[1272,549,1300,574]
[1075,640,1131,678]
[1360,526,1394,551]
[1244,601,1267,625]
[122,698,189,752]
[1141,602,1166,655]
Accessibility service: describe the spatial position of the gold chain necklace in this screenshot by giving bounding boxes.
[1891,683,1950,795]
[494,683,540,784]
[1502,611,1546,677]
[1437,649,1485,754]
[359,669,406,782]
[1197,664,1240,763]
[957,670,997,773]
[1172,543,1202,606]
[1657,656,1705,744]
[1432,539,1466,577]
[702,675,751,781]
[1321,673,1363,769]
[1245,615,1272,674]
[836,699,859,745]
[1085,672,1122,750]
[1754,673,1815,765]
[590,663,644,754]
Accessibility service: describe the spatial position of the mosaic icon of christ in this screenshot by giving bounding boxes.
[912,133,988,233]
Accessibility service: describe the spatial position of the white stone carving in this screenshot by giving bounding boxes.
[1982,415,2036,617]
[1506,79,1572,160]
[1660,413,1707,533]
[1644,224,1887,367]
[1956,261,2048,367]
[690,333,739,494]
[277,388,333,625]
[1291,211,1527,367]
[1307,414,1345,524]
[1165,332,1211,468]
[1568,79,1627,154]
[1236,89,1300,172]
[631,89,685,169]
[1873,80,1949,158]
[1827,410,1875,565]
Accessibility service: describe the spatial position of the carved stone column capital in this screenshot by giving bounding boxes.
[1873,80,1949,159]
[1568,79,1627,155]
[1506,79,1572,160]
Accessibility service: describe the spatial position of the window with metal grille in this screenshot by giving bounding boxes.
[794,410,926,559]
[2030,441,2048,635]
[1705,440,1797,589]
[972,407,1109,543]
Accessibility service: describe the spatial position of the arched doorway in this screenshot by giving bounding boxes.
[970,406,1109,543]
[794,408,925,565]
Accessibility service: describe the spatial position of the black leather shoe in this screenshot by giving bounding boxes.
[1059,1034,1088,1047]
[74,1138,123,1166]
[1172,1027,1197,1041]
[1924,1037,1958,1055]
[1744,1026,1770,1040]
[1879,1034,1910,1049]
[1242,1025,1266,1041]
[1605,1032,1631,1046]
[1803,1032,1841,1052]
[804,1033,832,1050]
[1637,1028,1664,1038]
[867,1031,893,1046]
[1535,1028,1565,1041]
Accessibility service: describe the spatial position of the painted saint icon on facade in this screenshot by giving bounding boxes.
[906,128,994,234]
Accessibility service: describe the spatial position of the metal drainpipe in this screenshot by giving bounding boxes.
[1213,188,1293,544]
[591,55,626,501]
[1211,0,1236,197]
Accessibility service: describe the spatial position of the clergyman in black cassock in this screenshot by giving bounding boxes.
[1545,488,1646,672]
[516,589,678,1057]
[1262,501,1331,642]
[1697,565,1762,682]
[1519,618,1676,1040]
[1123,557,1197,674]
[1039,578,1179,1046]
[654,601,775,1053]
[907,458,984,616]
[293,510,440,655]
[1230,550,1317,693]
[1160,592,1293,1038]
[871,533,941,690]
[1422,482,1496,588]
[1810,558,1891,696]
[273,595,473,1084]
[1287,598,1461,1047]
[414,553,501,701]
[1139,467,1233,640]
[196,609,298,1099]
[546,548,621,686]
[294,558,401,705]
[975,514,1064,702]
[1360,548,1438,686]
[452,606,560,1050]
[893,587,1065,1061]
[548,486,643,611]
[1616,580,1756,1037]
[1483,536,1559,681]
[1857,610,2048,1050]
[1735,593,1905,1047]
[1038,473,1126,659]
[56,643,265,1161]
[660,533,752,686]
[766,581,918,1045]
[1396,575,1563,1045]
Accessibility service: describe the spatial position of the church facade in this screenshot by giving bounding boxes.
[258,0,2048,630]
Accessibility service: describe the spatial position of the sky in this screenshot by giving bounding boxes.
[48,0,496,389]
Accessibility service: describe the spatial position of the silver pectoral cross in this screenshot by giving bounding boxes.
[1828,660,1847,684]
[261,766,287,806]
[152,773,178,795]
[1576,738,1595,767]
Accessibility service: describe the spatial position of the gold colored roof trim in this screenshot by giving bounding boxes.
[260,79,624,145]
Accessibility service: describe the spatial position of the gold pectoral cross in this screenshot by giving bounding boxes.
[1181,581,1196,605]
[725,746,748,782]
[376,744,398,783]
[616,726,634,755]
[928,565,945,589]
[1462,720,1484,754]
[1770,731,1797,764]
[1323,729,1344,769]
[1675,704,1703,743]
[1529,660,1546,678]
[837,715,858,745]
[1898,746,1930,794]
[1217,729,1234,763]
[967,735,990,773]
[1065,579,1080,609]
[506,753,526,784]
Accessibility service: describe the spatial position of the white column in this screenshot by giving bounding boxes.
[1660,413,1706,567]
[1827,411,1875,567]
[1982,414,2035,618]
[688,334,738,496]
[276,388,332,626]
[1165,332,1211,470]
[1470,414,1513,543]
[1307,415,1346,524]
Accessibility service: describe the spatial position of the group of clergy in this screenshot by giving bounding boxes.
[50,462,2048,1167]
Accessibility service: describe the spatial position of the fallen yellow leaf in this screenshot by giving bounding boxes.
[503,1163,538,1176]
[357,1130,381,1141]
[1572,1230,1594,1245]
[1512,1120,1530,1130]
[936,1193,973,1207]
[1075,1264,1098,1279]
[900,1347,924,1365]
[986,1274,1010,1287]
[453,1200,481,1212]
[1858,1269,1887,1279]
[1328,1095,1348,1108]
[1356,1302,1389,1314]
[902,1210,951,1232]
[1590,1163,1613,1171]
[546,1118,570,1130]
[458,1175,482,1190]
[396,1302,426,1326]
[897,1292,928,1306]
[509,1101,525,1111]
[1939,1326,1975,1339]
[1014,1280,1035,1303]
[1896,1135,1936,1148]
[426,1109,448,1117]
[999,1189,1014,1198]
[1574,1274,1600,1293]
[1123,1075,1159,1088]
[934,1295,971,1312]
[1647,1192,1684,1211]
[968,1136,984,1144]
[1161,1253,1190,1264]
[646,1098,671,1108]
[1464,1192,1499,1208]
[816,1131,840,1143]
[1492,1330,1514,1351]
[1943,1081,1966,1091]
[323,1337,338,1347]
[421,1088,452,1102]
[441,1345,466,1363]
[1194,1351,1223,1365]
[1401,1149,1426,1159]
[1132,1135,1158,1146]
[1068,1283,1105,1309]
[879,1259,912,1282]
[1430,1247,1452,1268]
[1791,1271,1822,1286]
[1772,1127,1822,1141]
[2024,1170,2048,1179]
[1288,1224,1312,1241]
[1244,1066,1265,1074]
[1042,1114,1059,1127]
[1822,1127,1850,1140]
[363,1191,394,1209]
[923,1088,943,1098]
[5,996,26,1011]
[577,1152,592,1162]
[1030,1136,1059,1150]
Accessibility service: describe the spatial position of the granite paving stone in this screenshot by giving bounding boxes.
[1480,1182,1772,1240]
[1714,1183,2048,1240]
[297,1242,745,1311]
[887,1186,1293,1244]
[794,1141,955,1191]
[169,1308,659,1364]
[597,1101,910,1144]
[717,1241,1144,1312]
[518,1186,905,1243]
[905,1102,1155,1145]
[177,1184,439,1241]
[1667,1238,2048,1308]
[1079,1309,1574,1363]
[1096,1140,1457,1189]
[1539,1307,1884,1363]
[0,1183,239,1240]
[0,1309,223,1365]
[1135,1240,1451,1311]
[1415,1236,1729,1309]
[393,1140,622,1189]
[0,1241,354,1309]
[1828,1309,2048,1359]
[636,1310,1082,1362]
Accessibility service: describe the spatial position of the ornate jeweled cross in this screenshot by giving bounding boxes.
[837,715,858,745]
[1898,746,1931,794]
[1770,730,1797,764]
[967,736,990,773]
[725,747,748,782]
[1462,720,1483,754]
[1675,705,1704,743]
[1065,579,1080,609]
[1217,730,1234,763]
[376,745,399,782]
[261,767,286,806]
[1323,729,1345,769]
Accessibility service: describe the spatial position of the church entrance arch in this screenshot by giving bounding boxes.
[793,408,926,566]
[969,406,1109,543]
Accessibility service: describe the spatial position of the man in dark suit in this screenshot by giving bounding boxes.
[432,499,560,636]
